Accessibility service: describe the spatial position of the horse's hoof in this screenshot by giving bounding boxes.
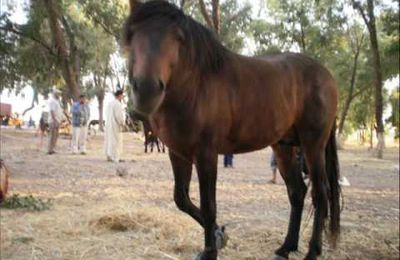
[303,254,317,260]
[269,254,288,260]
[215,225,229,249]
[194,252,217,260]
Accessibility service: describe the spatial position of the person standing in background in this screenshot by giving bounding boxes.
[104,90,125,162]
[223,154,234,168]
[37,105,49,149]
[269,151,278,184]
[71,94,90,154]
[47,89,63,155]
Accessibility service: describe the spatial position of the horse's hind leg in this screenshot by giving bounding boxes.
[273,144,307,259]
[301,137,330,260]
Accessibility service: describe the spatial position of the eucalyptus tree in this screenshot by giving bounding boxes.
[250,0,398,152]
[43,0,81,100]
[351,0,388,157]
[387,89,399,139]
[195,0,252,52]
[84,26,117,131]
[0,1,65,110]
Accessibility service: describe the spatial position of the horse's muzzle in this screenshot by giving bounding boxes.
[130,77,165,115]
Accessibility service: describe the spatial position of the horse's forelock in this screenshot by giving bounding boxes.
[123,1,183,46]
[124,0,227,75]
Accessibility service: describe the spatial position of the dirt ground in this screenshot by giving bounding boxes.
[0,128,399,260]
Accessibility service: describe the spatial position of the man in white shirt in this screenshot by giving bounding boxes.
[48,89,63,154]
[104,90,125,162]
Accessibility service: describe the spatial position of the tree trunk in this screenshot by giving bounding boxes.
[44,0,80,101]
[22,86,39,116]
[369,121,374,149]
[353,0,385,158]
[211,0,220,34]
[61,16,81,91]
[61,92,71,123]
[198,0,220,34]
[97,92,105,132]
[300,21,306,53]
[198,0,214,29]
[366,0,384,158]
[337,35,363,146]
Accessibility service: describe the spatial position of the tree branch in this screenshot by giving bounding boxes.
[78,0,120,41]
[225,6,251,25]
[22,86,39,116]
[0,25,57,57]
[350,87,367,101]
[83,8,119,40]
[352,0,370,29]
[180,0,186,8]
[211,0,220,34]
[198,0,214,29]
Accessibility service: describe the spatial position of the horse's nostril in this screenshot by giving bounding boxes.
[159,80,165,91]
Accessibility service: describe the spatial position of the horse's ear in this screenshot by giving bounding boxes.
[171,25,185,44]
[129,0,141,13]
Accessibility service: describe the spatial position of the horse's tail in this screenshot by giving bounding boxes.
[325,122,341,247]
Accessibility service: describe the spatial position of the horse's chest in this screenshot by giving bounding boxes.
[150,114,197,153]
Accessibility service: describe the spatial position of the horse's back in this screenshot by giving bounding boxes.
[261,52,335,84]
[221,52,337,153]
[259,52,337,111]
[262,52,338,135]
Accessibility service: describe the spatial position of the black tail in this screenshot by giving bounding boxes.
[325,123,341,247]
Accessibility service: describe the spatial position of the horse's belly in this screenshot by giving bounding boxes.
[222,120,293,154]
[231,142,270,154]
[218,133,278,154]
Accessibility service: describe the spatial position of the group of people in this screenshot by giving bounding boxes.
[41,89,310,177]
[43,89,91,155]
[39,89,126,163]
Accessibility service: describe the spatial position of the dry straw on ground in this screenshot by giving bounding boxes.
[0,129,399,259]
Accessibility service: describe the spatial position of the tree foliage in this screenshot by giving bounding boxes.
[0,0,398,145]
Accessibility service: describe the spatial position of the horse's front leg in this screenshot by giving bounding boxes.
[169,150,228,260]
[169,151,204,226]
[194,147,220,260]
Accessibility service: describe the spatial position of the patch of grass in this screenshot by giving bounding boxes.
[13,236,34,244]
[0,194,52,211]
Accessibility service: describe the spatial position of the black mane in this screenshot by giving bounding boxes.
[124,0,228,74]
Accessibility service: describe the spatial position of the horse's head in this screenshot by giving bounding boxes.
[124,0,184,116]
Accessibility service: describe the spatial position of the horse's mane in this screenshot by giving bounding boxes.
[124,0,228,74]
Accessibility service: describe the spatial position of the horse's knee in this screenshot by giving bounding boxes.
[174,190,190,212]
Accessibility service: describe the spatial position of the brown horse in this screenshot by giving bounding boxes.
[124,1,341,259]
[142,120,165,153]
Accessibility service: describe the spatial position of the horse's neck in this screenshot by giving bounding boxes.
[168,66,202,102]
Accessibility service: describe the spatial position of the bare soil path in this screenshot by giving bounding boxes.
[1,128,399,260]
